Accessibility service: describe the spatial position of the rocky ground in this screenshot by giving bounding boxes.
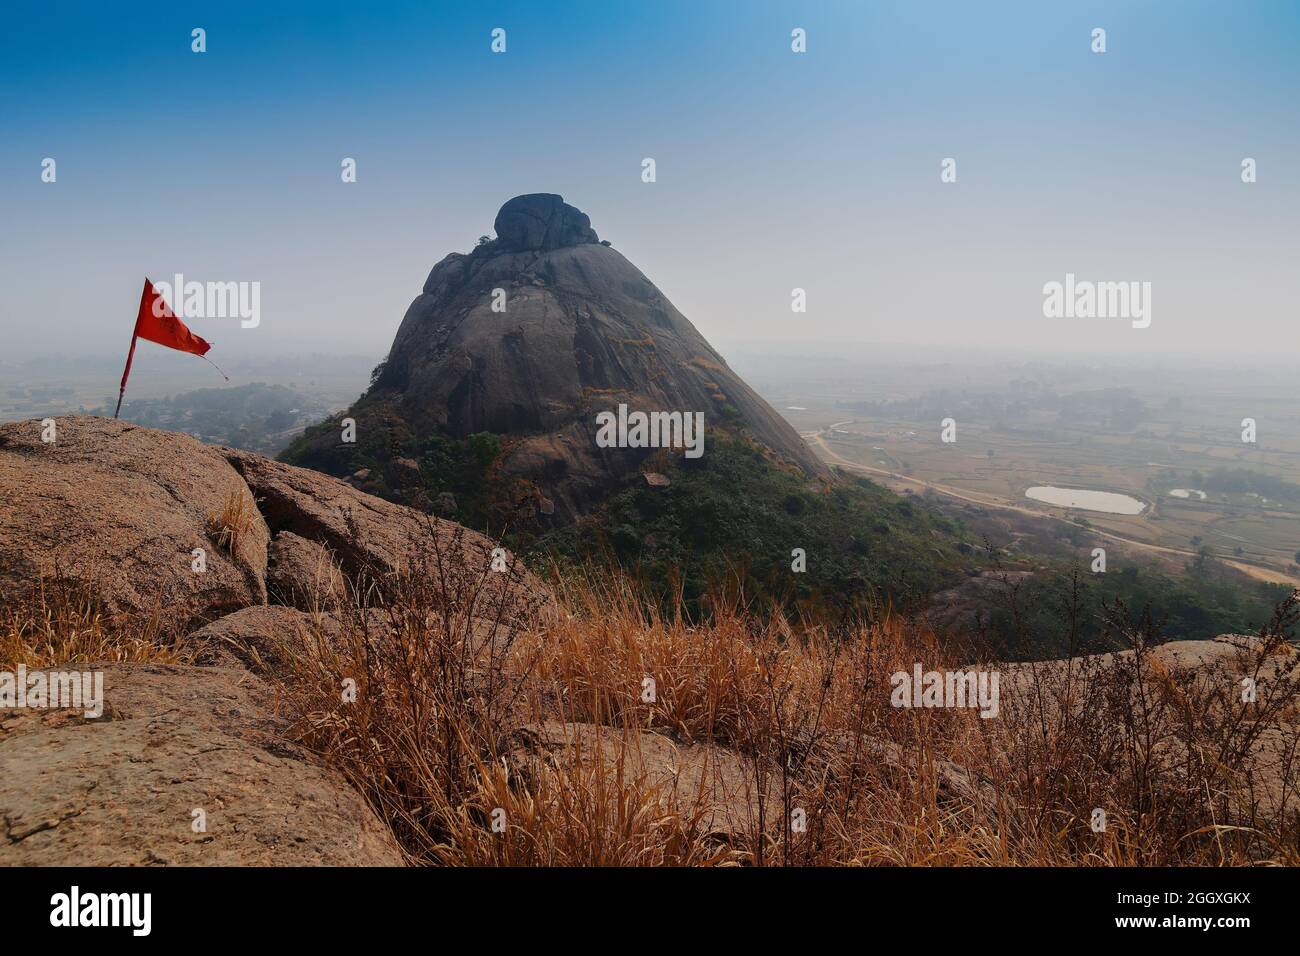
[0,416,547,865]
[1,416,1295,866]
[0,662,404,865]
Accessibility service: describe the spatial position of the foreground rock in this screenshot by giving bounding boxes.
[999,634,1300,813]
[0,416,551,632]
[499,721,770,840]
[186,603,515,679]
[266,531,347,610]
[186,605,336,672]
[0,416,559,868]
[0,417,269,628]
[0,663,404,866]
[999,633,1300,700]
[221,447,548,626]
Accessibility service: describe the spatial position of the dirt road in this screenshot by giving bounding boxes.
[803,429,1300,588]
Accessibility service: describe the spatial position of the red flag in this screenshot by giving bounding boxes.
[114,278,219,418]
[134,278,212,357]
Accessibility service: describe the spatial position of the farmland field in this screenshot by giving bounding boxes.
[745,354,1300,586]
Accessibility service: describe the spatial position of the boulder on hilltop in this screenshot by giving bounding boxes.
[0,416,550,630]
[491,193,599,252]
[0,417,269,627]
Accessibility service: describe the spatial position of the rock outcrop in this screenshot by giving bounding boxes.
[0,663,404,866]
[0,415,558,866]
[220,446,548,624]
[999,633,1300,701]
[186,604,336,672]
[0,417,549,629]
[0,417,269,628]
[290,193,829,521]
[266,531,346,610]
[492,193,599,252]
[999,633,1300,814]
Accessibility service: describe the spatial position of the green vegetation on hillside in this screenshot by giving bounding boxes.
[981,561,1294,659]
[284,409,968,618]
[283,403,1295,656]
[542,435,964,617]
[280,394,528,530]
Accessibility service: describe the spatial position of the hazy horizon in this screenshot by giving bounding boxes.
[3,1,1299,370]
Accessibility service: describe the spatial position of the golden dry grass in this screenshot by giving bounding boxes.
[6,524,1296,867]
[1,572,188,666]
[206,488,257,557]
[262,529,1300,867]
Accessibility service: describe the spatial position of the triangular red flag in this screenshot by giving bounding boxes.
[134,278,211,356]
[114,278,218,419]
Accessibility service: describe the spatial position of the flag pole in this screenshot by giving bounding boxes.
[114,279,149,419]
[113,333,138,419]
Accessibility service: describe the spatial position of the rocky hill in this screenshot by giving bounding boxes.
[277,196,980,614]
[284,194,829,523]
[265,194,1292,635]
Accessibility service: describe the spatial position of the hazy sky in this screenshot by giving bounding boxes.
[2,0,1298,373]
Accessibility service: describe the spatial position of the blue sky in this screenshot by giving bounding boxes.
[2,0,1297,367]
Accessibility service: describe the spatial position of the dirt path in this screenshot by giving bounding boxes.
[803,429,1300,588]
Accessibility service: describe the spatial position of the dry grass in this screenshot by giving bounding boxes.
[0,571,188,666]
[206,488,257,557]
[262,520,1300,867]
[9,517,1293,865]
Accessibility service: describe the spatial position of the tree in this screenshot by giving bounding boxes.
[467,432,501,467]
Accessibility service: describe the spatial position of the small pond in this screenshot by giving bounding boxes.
[1025,485,1146,515]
